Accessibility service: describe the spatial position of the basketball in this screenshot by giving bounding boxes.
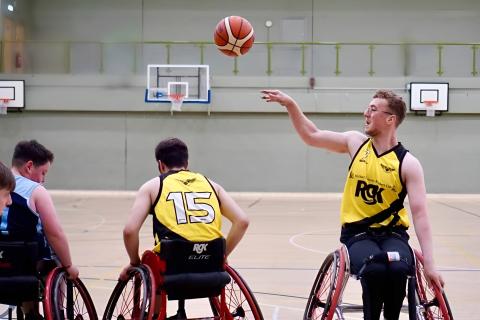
[214,16,255,57]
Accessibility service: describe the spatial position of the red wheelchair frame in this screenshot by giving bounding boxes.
[303,246,453,320]
[103,247,263,320]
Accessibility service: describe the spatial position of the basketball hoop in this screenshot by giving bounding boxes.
[168,93,184,112]
[0,99,10,116]
[423,100,438,117]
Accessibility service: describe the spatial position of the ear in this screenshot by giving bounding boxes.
[157,160,162,173]
[25,160,34,172]
[386,115,396,126]
[158,161,168,174]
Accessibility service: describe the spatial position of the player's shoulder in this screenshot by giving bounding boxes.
[345,130,368,155]
[140,177,161,192]
[31,184,50,199]
[402,152,423,174]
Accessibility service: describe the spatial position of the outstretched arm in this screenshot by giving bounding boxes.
[261,89,366,155]
[211,181,249,257]
[32,186,79,279]
[403,154,444,289]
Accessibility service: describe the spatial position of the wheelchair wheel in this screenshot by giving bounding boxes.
[304,249,346,320]
[44,267,98,320]
[103,266,155,320]
[414,250,453,320]
[209,265,263,320]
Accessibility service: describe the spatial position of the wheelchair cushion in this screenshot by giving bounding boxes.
[160,237,226,274]
[159,238,230,299]
[0,275,40,305]
[0,241,39,276]
[164,271,231,300]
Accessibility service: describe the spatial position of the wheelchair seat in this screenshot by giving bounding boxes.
[158,237,231,300]
[104,237,264,320]
[0,241,41,305]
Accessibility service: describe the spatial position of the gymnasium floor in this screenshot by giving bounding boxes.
[53,191,479,319]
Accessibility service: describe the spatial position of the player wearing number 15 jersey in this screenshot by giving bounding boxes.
[120,137,249,279]
[151,169,223,251]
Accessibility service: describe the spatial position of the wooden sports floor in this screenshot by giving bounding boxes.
[52,191,479,319]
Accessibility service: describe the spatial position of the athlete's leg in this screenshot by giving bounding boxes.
[380,235,413,319]
[348,238,386,320]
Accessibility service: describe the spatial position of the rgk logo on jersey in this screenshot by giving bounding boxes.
[355,180,384,205]
[192,243,208,254]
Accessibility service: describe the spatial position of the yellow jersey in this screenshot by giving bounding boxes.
[340,139,410,229]
[151,170,223,252]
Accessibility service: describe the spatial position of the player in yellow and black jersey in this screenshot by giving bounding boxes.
[120,137,249,280]
[262,89,443,320]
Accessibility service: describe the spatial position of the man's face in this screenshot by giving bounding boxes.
[0,189,12,212]
[363,98,394,136]
[27,162,51,184]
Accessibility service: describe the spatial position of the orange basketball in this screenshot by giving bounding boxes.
[214,16,255,57]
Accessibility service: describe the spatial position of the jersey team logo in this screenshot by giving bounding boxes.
[359,149,370,163]
[355,180,384,205]
[193,243,208,254]
[380,163,396,173]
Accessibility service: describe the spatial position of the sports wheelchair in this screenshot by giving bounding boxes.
[103,238,263,320]
[0,241,98,320]
[303,245,453,320]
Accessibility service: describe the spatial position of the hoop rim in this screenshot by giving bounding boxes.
[168,93,185,102]
[423,100,438,107]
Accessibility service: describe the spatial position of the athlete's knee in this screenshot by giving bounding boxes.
[389,260,412,278]
[361,261,388,279]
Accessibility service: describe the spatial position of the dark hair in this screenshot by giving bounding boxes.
[12,140,54,168]
[0,161,15,192]
[373,89,406,126]
[155,138,188,168]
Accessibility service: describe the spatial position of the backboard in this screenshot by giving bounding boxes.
[409,82,449,115]
[0,80,25,108]
[145,64,210,104]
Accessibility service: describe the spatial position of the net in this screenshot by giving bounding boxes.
[169,94,184,112]
[424,100,438,117]
[0,99,10,116]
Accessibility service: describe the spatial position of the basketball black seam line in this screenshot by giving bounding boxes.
[215,21,230,45]
[233,18,243,47]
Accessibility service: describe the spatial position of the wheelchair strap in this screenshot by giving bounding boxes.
[343,194,406,232]
[357,251,411,278]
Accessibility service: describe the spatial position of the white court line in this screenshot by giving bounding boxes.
[81,213,107,232]
[260,302,304,312]
[272,306,279,320]
[289,230,338,255]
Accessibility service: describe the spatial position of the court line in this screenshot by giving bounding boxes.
[432,199,480,219]
[289,230,338,255]
[259,302,304,312]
